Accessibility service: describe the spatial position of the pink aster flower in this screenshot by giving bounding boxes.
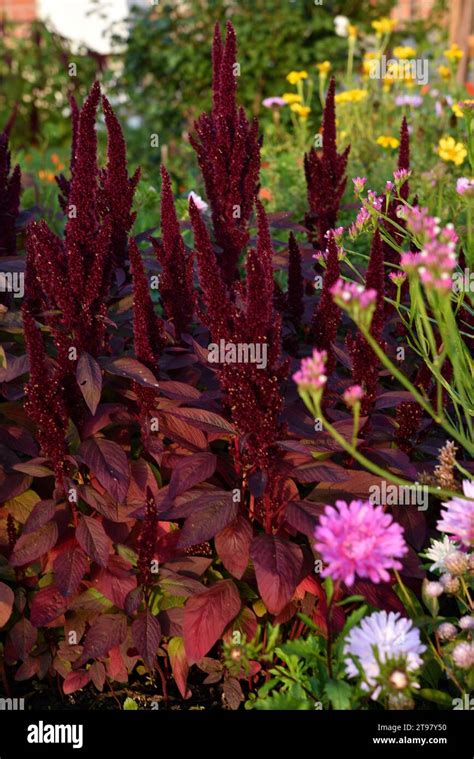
[293,348,328,392]
[314,499,407,586]
[437,480,474,547]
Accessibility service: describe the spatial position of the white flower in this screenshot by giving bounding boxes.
[188,191,208,212]
[334,15,350,37]
[344,611,426,696]
[424,535,460,573]
[452,642,474,669]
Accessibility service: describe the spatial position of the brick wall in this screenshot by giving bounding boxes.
[0,0,37,22]
[391,0,436,21]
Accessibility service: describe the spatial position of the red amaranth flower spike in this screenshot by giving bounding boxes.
[100,95,141,268]
[56,95,79,213]
[129,237,165,369]
[150,165,195,340]
[383,117,411,295]
[0,130,21,257]
[287,232,304,328]
[137,488,158,599]
[22,310,68,479]
[304,78,350,248]
[312,231,341,372]
[397,116,410,202]
[189,21,261,286]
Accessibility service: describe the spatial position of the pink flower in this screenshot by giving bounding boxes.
[188,191,208,212]
[389,271,407,286]
[263,97,287,108]
[352,176,367,193]
[343,384,364,408]
[437,480,474,547]
[401,206,458,291]
[456,177,474,197]
[314,499,407,586]
[293,349,327,392]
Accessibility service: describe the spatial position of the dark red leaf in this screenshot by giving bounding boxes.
[0,582,15,628]
[23,500,56,535]
[215,515,252,579]
[183,580,241,664]
[63,669,91,695]
[168,453,216,500]
[170,407,235,435]
[79,614,127,663]
[250,535,303,614]
[10,522,58,566]
[30,586,67,627]
[132,610,161,670]
[54,546,89,597]
[286,500,325,537]
[352,581,406,615]
[76,515,111,568]
[223,677,244,710]
[168,637,189,698]
[103,357,160,389]
[9,618,37,660]
[178,492,238,547]
[80,438,129,503]
[76,352,102,415]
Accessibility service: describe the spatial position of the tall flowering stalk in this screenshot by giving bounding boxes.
[0,129,21,257]
[189,22,261,286]
[304,78,350,249]
[287,232,304,329]
[150,166,195,340]
[312,231,341,372]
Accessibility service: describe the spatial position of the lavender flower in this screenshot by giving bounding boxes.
[437,480,474,546]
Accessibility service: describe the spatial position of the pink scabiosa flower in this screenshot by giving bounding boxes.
[344,611,426,695]
[437,622,457,641]
[314,499,407,586]
[343,384,364,408]
[437,480,474,547]
[452,641,474,669]
[456,177,474,197]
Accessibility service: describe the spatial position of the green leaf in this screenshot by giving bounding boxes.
[123,697,139,710]
[325,680,352,710]
[418,689,453,707]
[254,684,312,710]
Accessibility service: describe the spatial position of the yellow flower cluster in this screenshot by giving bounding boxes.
[316,61,331,75]
[437,65,451,80]
[438,136,467,165]
[376,135,400,149]
[348,24,358,40]
[282,93,302,104]
[291,104,311,119]
[286,70,308,84]
[362,51,381,76]
[452,99,474,118]
[393,46,416,59]
[334,89,368,105]
[371,17,396,35]
[444,43,463,61]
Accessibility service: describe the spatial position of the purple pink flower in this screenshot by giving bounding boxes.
[293,349,328,392]
[437,480,474,547]
[314,499,407,586]
[401,206,458,291]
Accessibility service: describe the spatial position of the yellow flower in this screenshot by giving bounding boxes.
[377,135,400,149]
[316,61,331,75]
[334,89,368,105]
[291,104,311,117]
[438,136,467,165]
[286,70,308,84]
[437,64,451,80]
[393,45,416,59]
[348,24,358,39]
[339,130,348,141]
[38,170,55,183]
[452,99,474,118]
[444,43,463,61]
[282,93,302,104]
[372,17,396,35]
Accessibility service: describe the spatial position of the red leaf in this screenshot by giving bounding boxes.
[178,492,239,547]
[132,610,161,670]
[80,438,129,503]
[76,515,111,568]
[54,545,89,597]
[23,500,56,535]
[10,522,58,566]
[250,535,303,614]
[353,581,406,615]
[286,500,324,537]
[63,669,91,695]
[170,407,235,435]
[79,614,127,663]
[9,618,37,660]
[30,586,67,627]
[103,357,160,389]
[0,582,14,628]
[223,677,244,710]
[294,462,349,483]
[168,636,189,698]
[183,580,241,665]
[89,661,106,692]
[77,352,102,415]
[168,453,216,500]
[215,515,252,579]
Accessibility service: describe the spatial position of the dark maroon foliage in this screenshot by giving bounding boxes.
[304,78,350,248]
[287,232,304,328]
[0,129,21,257]
[312,231,341,372]
[150,165,195,340]
[189,21,261,286]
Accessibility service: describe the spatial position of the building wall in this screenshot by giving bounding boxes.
[0,0,37,22]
